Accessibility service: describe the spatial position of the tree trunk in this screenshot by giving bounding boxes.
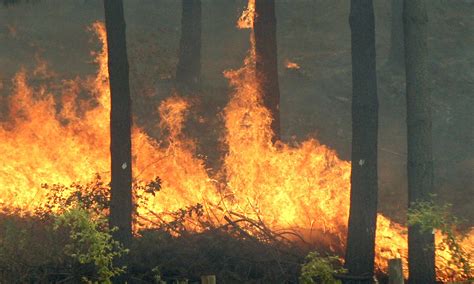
[388,0,405,70]
[388,258,405,284]
[104,0,133,249]
[403,1,436,283]
[344,0,378,282]
[176,0,201,92]
[254,0,280,142]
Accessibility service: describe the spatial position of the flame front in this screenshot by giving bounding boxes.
[0,15,471,283]
[0,22,110,209]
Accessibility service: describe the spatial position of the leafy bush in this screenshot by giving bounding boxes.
[408,199,472,279]
[1,173,147,283]
[53,208,128,283]
[299,251,346,284]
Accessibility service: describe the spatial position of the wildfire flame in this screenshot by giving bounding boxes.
[285,59,301,70]
[0,10,471,283]
[237,0,255,29]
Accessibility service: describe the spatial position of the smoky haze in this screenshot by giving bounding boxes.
[0,0,472,226]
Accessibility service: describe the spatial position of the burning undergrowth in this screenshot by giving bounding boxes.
[0,12,472,283]
[0,177,314,283]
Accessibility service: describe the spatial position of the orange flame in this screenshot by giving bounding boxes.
[0,15,471,283]
[285,60,301,70]
[237,0,255,29]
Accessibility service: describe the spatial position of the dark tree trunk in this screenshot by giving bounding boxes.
[104,0,133,249]
[388,0,405,70]
[403,1,436,283]
[176,0,201,92]
[254,0,280,142]
[344,0,378,282]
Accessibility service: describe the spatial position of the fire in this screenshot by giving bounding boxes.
[285,59,301,70]
[0,12,471,284]
[0,23,110,210]
[223,52,351,239]
[237,0,255,29]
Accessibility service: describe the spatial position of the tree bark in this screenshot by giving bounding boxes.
[176,0,201,92]
[104,0,133,249]
[388,258,405,284]
[403,1,436,283]
[254,0,280,142]
[388,0,405,70]
[344,0,379,282]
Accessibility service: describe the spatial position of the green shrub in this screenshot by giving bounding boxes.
[54,208,128,283]
[408,199,472,279]
[299,251,346,284]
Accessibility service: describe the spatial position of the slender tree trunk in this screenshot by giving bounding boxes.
[344,0,378,282]
[388,0,405,69]
[254,0,280,142]
[104,0,133,249]
[176,0,201,92]
[403,1,436,283]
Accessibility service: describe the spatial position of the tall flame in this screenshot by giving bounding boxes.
[0,22,110,209]
[237,0,255,29]
[0,13,471,283]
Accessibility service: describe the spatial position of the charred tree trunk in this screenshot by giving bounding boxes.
[388,0,405,70]
[104,0,133,249]
[176,0,201,93]
[344,0,378,282]
[403,1,436,283]
[254,0,280,142]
